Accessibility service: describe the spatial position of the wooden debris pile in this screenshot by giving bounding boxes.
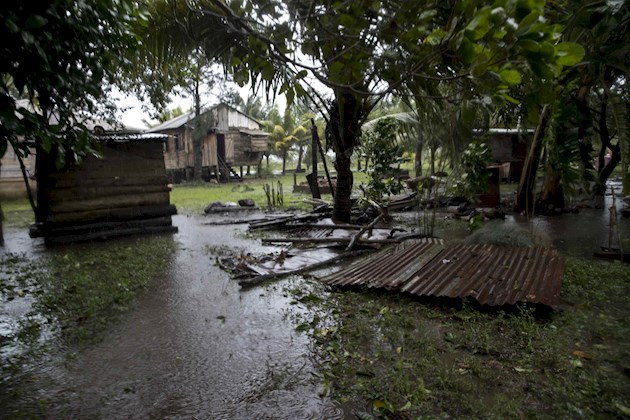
[215,205,427,288]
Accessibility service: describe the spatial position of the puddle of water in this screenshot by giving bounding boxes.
[509,193,629,259]
[1,214,344,419]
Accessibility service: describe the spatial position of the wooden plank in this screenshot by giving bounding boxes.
[44,226,178,245]
[46,185,171,203]
[45,204,177,225]
[30,216,175,238]
[49,191,171,213]
[43,175,169,189]
[261,234,424,245]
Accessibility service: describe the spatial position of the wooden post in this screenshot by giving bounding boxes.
[310,118,321,199]
[313,120,335,198]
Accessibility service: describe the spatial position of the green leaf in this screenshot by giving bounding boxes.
[518,39,540,52]
[499,69,522,85]
[25,15,48,29]
[555,42,585,66]
[295,323,310,332]
[295,70,308,79]
[329,61,344,76]
[339,13,354,28]
[465,7,491,41]
[516,10,540,35]
[502,92,520,104]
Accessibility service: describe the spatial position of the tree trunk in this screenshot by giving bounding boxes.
[593,93,621,208]
[296,145,304,172]
[414,139,423,177]
[192,78,203,182]
[327,94,363,223]
[429,147,435,175]
[516,105,552,216]
[281,150,287,174]
[541,162,564,212]
[333,154,353,222]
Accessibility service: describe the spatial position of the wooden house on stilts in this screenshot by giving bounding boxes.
[148,103,269,183]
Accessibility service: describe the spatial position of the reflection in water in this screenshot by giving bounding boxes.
[1,214,342,419]
[509,194,629,259]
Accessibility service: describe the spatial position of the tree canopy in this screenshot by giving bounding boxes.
[1,0,142,163]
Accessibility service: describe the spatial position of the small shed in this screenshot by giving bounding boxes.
[30,132,177,245]
[148,103,268,183]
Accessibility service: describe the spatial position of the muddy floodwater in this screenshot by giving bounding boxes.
[1,214,343,419]
[1,188,628,418]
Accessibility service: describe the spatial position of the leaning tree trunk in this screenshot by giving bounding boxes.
[516,105,552,216]
[540,162,564,212]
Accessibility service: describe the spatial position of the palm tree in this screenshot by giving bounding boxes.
[266,108,308,174]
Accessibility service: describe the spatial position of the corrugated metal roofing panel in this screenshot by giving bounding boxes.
[240,129,269,136]
[320,240,564,308]
[96,133,170,143]
[147,112,194,132]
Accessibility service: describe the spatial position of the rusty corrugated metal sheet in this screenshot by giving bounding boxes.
[320,239,564,308]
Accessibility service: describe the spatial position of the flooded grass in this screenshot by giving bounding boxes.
[293,258,630,418]
[0,235,175,411]
[1,197,33,228]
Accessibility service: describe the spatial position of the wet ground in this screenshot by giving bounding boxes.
[1,187,628,418]
[1,214,343,419]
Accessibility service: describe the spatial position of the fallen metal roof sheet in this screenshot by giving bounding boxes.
[320,239,564,308]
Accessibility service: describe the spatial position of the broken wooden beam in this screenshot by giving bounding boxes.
[238,249,372,288]
[346,213,386,251]
[261,234,423,245]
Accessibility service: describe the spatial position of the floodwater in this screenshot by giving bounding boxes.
[1,185,628,418]
[1,213,344,419]
[509,184,629,259]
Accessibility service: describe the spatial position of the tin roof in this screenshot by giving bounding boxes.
[95,132,170,143]
[320,239,564,308]
[240,128,269,136]
[147,112,195,132]
[147,103,264,132]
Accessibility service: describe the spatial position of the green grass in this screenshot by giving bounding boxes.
[289,257,630,418]
[0,235,175,414]
[167,168,377,214]
[0,236,175,350]
[170,173,328,214]
[1,198,33,228]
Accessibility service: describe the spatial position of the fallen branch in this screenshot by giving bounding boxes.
[346,213,385,251]
[261,234,424,245]
[238,249,372,288]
